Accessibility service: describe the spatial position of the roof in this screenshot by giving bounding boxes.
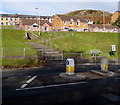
[56,14,87,23]
[21,19,52,26]
[89,24,119,29]
[0,14,53,18]
[82,17,111,24]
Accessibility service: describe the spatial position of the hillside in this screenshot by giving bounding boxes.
[34,31,118,59]
[66,9,112,17]
[1,27,37,67]
[66,9,112,24]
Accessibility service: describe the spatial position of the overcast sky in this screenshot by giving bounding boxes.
[1,0,119,16]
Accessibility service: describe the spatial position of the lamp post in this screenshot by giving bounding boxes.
[35,8,40,36]
[103,11,105,32]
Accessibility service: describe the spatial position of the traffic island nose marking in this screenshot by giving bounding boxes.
[20,76,37,89]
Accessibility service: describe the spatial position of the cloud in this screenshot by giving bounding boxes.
[1,2,118,16]
[0,11,8,14]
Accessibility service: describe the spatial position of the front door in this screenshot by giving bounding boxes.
[44,27,48,31]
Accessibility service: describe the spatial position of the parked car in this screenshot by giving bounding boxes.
[69,29,75,31]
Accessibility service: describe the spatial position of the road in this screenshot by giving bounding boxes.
[2,64,120,105]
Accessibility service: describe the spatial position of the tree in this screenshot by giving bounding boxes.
[95,20,101,24]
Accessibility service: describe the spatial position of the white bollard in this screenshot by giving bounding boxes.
[66,58,75,75]
[101,57,108,72]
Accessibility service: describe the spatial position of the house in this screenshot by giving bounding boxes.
[0,14,53,26]
[111,11,120,23]
[83,17,111,24]
[52,14,88,31]
[0,14,20,26]
[18,19,52,32]
[89,24,119,32]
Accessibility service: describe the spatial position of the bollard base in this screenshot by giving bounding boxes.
[91,70,115,77]
[59,73,86,80]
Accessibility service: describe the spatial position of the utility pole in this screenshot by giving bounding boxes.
[35,8,40,36]
[103,11,105,31]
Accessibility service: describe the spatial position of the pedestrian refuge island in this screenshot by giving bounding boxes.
[91,57,114,77]
[59,58,86,80]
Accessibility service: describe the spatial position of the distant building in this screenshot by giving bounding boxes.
[18,19,52,31]
[0,14,53,26]
[111,11,120,23]
[89,24,119,32]
[52,14,88,31]
[0,14,20,26]
[82,17,111,24]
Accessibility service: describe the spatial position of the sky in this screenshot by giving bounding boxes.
[0,0,120,16]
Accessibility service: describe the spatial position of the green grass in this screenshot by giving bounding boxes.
[2,28,36,55]
[1,27,118,68]
[1,27,37,68]
[2,58,37,68]
[35,31,118,59]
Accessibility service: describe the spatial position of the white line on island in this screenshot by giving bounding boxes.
[16,81,87,91]
[20,76,37,89]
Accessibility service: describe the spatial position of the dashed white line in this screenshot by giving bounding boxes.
[16,81,87,91]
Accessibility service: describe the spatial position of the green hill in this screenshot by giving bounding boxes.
[35,31,118,59]
[66,9,112,17]
[65,9,112,24]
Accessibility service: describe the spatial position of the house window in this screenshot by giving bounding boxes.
[1,17,3,20]
[6,18,8,20]
[10,23,13,25]
[70,21,73,25]
[10,18,12,21]
[1,22,4,25]
[27,26,30,30]
[64,21,66,25]
[77,22,80,26]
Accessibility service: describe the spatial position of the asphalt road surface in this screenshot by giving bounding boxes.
[2,64,120,105]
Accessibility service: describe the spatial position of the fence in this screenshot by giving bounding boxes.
[0,47,37,58]
[0,47,38,68]
[63,53,103,64]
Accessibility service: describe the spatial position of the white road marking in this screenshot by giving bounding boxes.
[102,93,120,102]
[19,76,37,89]
[114,77,120,80]
[20,84,28,88]
[16,81,87,91]
[26,76,37,84]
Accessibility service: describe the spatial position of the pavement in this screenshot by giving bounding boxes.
[2,64,120,105]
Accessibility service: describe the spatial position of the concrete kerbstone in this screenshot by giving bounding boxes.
[91,70,115,77]
[59,73,86,80]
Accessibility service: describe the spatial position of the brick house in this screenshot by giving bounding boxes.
[52,14,88,31]
[111,11,120,23]
[89,24,119,32]
[0,14,20,26]
[0,14,53,26]
[18,19,52,31]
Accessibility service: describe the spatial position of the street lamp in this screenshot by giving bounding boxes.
[35,8,40,36]
[103,11,105,32]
